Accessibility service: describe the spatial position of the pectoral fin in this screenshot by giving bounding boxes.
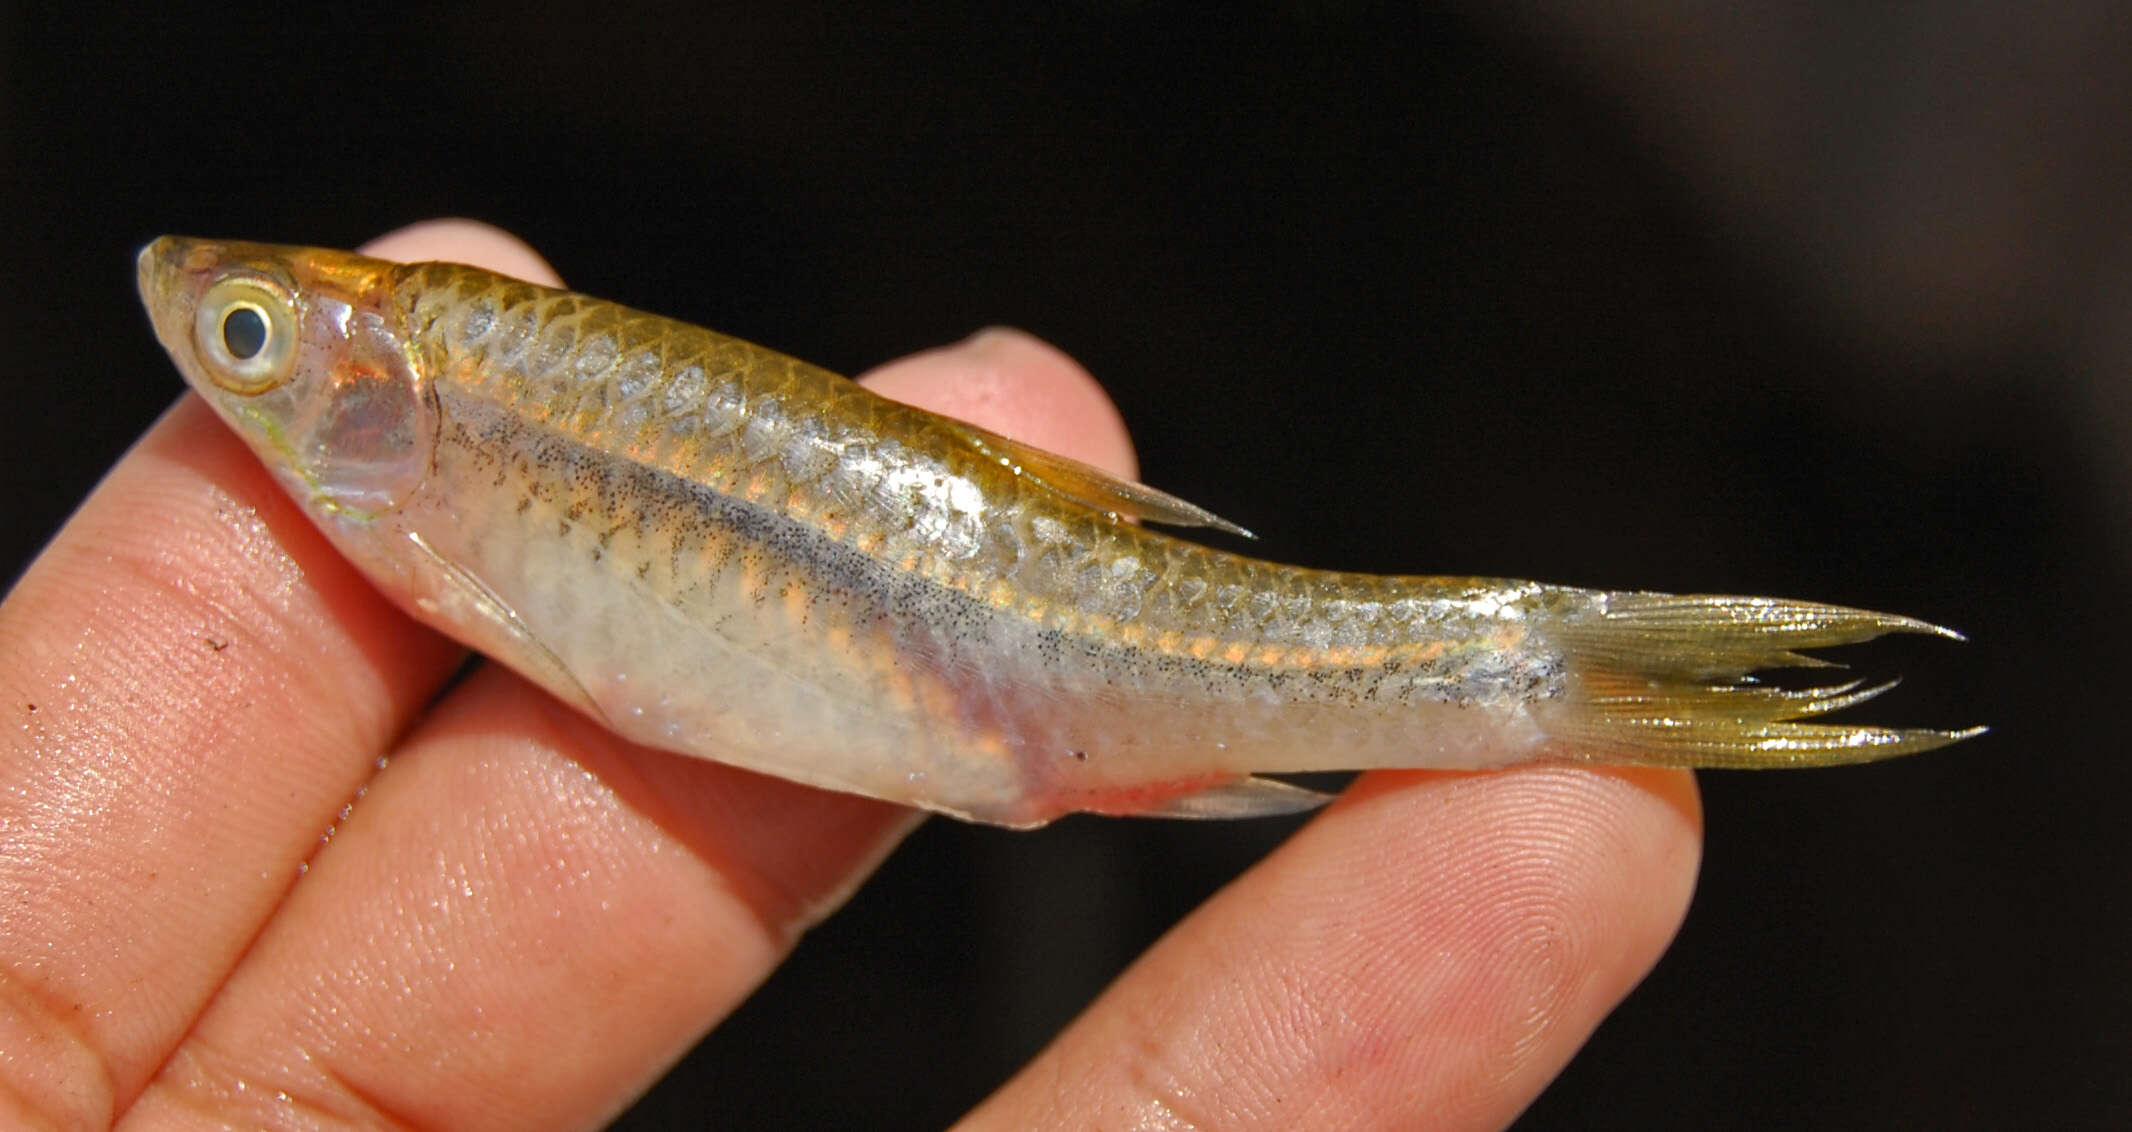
[952,423,1255,538]
[404,531,607,723]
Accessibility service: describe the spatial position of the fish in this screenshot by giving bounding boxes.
[135,237,1981,828]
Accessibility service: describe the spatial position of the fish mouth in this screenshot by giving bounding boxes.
[136,235,202,341]
[136,235,244,358]
[137,237,172,309]
[134,239,158,300]
[136,236,240,396]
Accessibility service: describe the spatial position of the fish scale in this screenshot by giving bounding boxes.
[140,238,1980,826]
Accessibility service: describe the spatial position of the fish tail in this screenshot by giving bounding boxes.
[1547,592,1983,768]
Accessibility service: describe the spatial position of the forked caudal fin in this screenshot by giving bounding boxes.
[1549,592,1984,768]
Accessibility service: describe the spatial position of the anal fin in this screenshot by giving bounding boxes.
[1129,775,1334,820]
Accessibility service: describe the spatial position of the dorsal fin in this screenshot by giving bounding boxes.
[951,422,1255,538]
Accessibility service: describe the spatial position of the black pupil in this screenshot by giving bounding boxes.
[222,306,268,360]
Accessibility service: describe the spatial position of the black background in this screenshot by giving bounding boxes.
[4,5,2122,1128]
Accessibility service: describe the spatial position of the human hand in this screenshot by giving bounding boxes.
[0,220,1701,1130]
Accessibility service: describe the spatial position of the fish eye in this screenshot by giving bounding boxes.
[193,276,297,394]
[221,305,268,359]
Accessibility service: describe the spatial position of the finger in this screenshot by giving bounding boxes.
[0,225,555,1122]
[359,218,562,286]
[958,767,1702,1132]
[123,666,916,1132]
[862,327,1141,480]
[124,311,1137,1127]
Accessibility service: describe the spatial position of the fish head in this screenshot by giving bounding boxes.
[137,236,435,520]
